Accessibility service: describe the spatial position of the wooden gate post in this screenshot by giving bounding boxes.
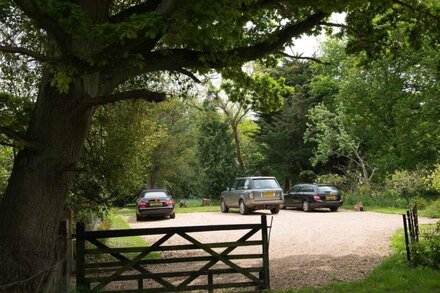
[261,215,270,290]
[76,222,89,291]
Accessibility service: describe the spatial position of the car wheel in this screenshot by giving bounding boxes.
[170,212,176,219]
[220,199,229,213]
[136,213,143,221]
[302,201,311,212]
[271,207,280,214]
[330,207,338,212]
[239,200,250,215]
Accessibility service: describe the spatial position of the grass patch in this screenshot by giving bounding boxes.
[343,193,440,218]
[176,205,220,213]
[280,255,440,293]
[278,225,440,293]
[96,210,160,260]
[362,206,407,215]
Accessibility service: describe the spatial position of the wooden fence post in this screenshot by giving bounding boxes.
[261,215,270,290]
[402,214,411,262]
[76,222,88,291]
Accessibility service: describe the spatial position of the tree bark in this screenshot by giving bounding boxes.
[0,71,100,292]
[231,123,245,174]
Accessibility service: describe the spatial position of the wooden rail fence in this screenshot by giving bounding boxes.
[75,215,271,292]
[402,204,419,261]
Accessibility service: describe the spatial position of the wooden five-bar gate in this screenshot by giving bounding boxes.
[75,215,271,292]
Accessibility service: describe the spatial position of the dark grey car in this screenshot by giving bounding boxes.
[220,177,283,215]
[283,184,343,212]
[136,189,175,220]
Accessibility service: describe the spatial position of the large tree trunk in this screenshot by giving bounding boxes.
[232,124,245,174]
[0,71,99,292]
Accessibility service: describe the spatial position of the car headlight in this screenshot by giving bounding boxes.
[249,192,254,199]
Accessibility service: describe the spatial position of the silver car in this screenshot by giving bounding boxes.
[220,177,283,215]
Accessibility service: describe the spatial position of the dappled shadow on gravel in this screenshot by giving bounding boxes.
[270,254,384,290]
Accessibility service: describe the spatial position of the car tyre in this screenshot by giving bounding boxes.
[302,201,311,212]
[271,207,280,214]
[170,212,176,219]
[220,199,229,213]
[330,207,338,212]
[239,200,250,215]
[136,213,143,221]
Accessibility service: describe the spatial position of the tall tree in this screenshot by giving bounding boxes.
[0,0,436,290]
[197,108,237,199]
[255,61,318,182]
[310,39,440,180]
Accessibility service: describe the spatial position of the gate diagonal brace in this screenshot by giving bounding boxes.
[91,233,175,291]
[176,228,261,289]
[87,238,176,290]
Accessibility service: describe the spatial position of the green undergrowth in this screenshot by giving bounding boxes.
[93,210,160,260]
[343,193,440,218]
[279,225,440,293]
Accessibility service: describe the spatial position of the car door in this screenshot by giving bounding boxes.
[303,185,314,202]
[225,179,238,207]
[227,179,243,207]
[291,185,304,207]
[233,179,246,207]
[284,186,297,207]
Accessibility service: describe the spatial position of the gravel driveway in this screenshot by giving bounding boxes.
[126,209,437,290]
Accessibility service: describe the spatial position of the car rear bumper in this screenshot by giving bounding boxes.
[137,207,175,217]
[245,199,283,210]
[309,200,343,209]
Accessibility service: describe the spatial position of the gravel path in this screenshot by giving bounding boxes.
[126,209,437,290]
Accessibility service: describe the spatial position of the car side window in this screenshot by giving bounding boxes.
[243,179,250,189]
[231,180,240,190]
[290,186,300,192]
[236,179,246,190]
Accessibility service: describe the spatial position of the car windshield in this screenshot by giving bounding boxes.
[318,186,338,193]
[252,179,279,189]
[143,191,168,199]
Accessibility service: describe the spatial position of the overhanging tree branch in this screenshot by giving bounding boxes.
[84,89,167,107]
[0,126,35,148]
[319,21,363,38]
[391,0,439,20]
[280,52,329,64]
[110,0,163,23]
[106,1,180,66]
[112,11,327,82]
[0,45,50,62]
[13,0,68,45]
[177,68,201,83]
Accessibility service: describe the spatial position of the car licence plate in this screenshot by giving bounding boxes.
[326,195,336,200]
[263,192,274,197]
[150,202,162,206]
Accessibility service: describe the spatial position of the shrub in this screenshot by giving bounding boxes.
[411,196,430,210]
[428,164,440,193]
[411,222,440,269]
[315,173,346,187]
[385,169,429,202]
[424,199,440,218]
[344,190,410,209]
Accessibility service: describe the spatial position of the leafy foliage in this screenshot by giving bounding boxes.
[254,61,317,182]
[411,222,440,269]
[197,108,237,199]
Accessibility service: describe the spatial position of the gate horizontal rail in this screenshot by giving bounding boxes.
[75,215,270,292]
